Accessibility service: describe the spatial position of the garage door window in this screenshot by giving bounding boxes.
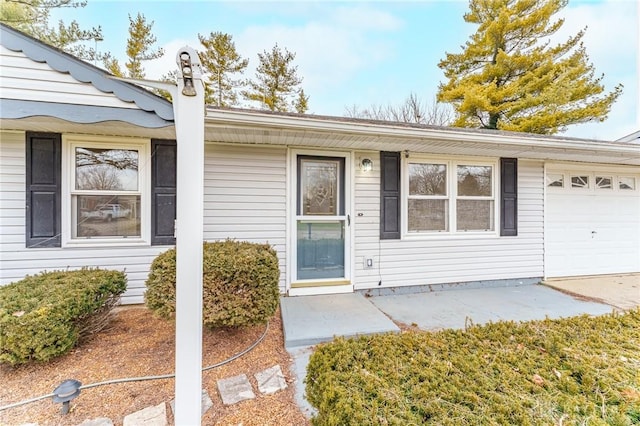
[595,176,613,189]
[549,172,638,192]
[571,175,589,189]
[619,177,636,190]
[546,173,564,188]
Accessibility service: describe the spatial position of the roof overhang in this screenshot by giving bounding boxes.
[1,99,172,129]
[204,109,640,166]
[0,116,175,140]
[2,108,639,167]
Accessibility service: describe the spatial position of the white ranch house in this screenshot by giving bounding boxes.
[1,23,639,304]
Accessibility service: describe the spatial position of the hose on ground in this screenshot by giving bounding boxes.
[0,320,270,412]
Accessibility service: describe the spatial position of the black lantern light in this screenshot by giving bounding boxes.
[52,379,82,414]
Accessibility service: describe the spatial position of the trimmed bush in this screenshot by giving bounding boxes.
[306,310,640,425]
[0,269,127,365]
[145,240,280,328]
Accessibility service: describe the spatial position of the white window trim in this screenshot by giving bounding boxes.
[403,155,499,238]
[61,135,151,247]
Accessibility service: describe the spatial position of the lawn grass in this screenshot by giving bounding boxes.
[306,310,640,425]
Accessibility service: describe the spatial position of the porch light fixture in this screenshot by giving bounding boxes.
[360,158,373,172]
[52,379,82,414]
[179,51,197,97]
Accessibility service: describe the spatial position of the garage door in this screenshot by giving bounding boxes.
[545,168,640,277]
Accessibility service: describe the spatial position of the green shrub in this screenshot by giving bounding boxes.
[306,310,640,426]
[145,240,280,328]
[0,269,127,365]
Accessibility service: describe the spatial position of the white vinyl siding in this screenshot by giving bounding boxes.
[0,130,167,304]
[203,144,287,291]
[353,155,544,290]
[0,46,137,109]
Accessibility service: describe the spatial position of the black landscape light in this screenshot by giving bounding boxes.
[52,379,81,414]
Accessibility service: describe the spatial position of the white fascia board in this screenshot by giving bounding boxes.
[204,109,640,161]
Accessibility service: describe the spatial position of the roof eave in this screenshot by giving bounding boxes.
[204,108,640,165]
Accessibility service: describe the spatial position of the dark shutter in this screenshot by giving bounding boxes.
[380,151,401,239]
[26,132,61,248]
[151,139,177,245]
[500,158,518,236]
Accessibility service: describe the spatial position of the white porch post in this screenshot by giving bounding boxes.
[173,46,205,425]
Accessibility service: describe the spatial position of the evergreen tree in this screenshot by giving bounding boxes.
[155,70,178,102]
[104,13,163,79]
[198,31,248,107]
[294,89,309,114]
[242,43,305,112]
[0,0,102,61]
[437,0,622,134]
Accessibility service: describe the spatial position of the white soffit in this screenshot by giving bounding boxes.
[204,109,640,166]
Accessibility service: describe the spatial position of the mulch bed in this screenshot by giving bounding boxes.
[0,306,309,425]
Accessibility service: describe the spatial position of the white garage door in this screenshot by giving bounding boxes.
[545,168,640,277]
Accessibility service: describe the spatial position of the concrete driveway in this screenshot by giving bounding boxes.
[542,274,640,311]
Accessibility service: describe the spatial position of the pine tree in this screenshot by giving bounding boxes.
[437,0,622,135]
[294,89,309,114]
[198,31,249,107]
[103,56,123,77]
[0,0,102,61]
[242,43,305,112]
[102,13,163,79]
[124,13,163,79]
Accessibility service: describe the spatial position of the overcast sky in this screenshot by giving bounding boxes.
[55,0,639,141]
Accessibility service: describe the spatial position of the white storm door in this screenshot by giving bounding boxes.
[293,154,351,285]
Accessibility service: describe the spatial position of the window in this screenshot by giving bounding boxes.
[547,171,638,192]
[571,175,589,188]
[26,133,175,248]
[457,165,494,231]
[595,176,612,189]
[546,173,564,188]
[407,159,495,234]
[408,163,448,231]
[65,137,149,244]
[619,176,636,190]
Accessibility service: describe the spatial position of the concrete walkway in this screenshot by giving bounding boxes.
[281,282,620,349]
[280,293,399,348]
[282,276,639,418]
[368,284,614,331]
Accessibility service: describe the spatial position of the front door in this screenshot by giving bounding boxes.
[292,154,351,289]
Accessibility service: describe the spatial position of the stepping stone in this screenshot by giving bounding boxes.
[169,389,213,416]
[77,419,113,426]
[217,374,255,405]
[255,365,287,395]
[123,402,167,426]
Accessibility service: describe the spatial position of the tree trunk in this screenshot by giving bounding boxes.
[488,113,499,129]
